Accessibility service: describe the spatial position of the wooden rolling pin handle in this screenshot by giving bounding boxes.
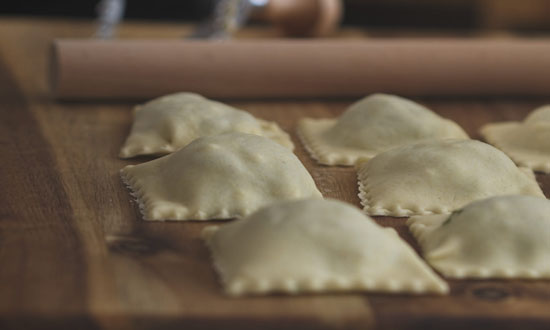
[253,0,343,37]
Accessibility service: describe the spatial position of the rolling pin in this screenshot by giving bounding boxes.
[50,39,550,100]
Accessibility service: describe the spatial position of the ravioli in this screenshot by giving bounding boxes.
[119,92,293,158]
[480,105,550,173]
[298,93,468,166]
[408,195,550,279]
[357,139,544,217]
[120,133,321,221]
[202,199,449,296]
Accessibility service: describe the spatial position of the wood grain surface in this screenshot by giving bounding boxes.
[1,18,550,330]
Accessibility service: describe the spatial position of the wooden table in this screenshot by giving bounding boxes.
[1,18,550,330]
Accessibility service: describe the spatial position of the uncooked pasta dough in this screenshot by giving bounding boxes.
[120,92,293,158]
[408,195,550,279]
[357,139,544,217]
[121,133,321,221]
[203,199,449,296]
[480,105,550,173]
[298,93,468,166]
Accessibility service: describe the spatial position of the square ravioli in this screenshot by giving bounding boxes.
[357,139,544,217]
[121,133,322,221]
[203,199,449,296]
[298,94,468,166]
[408,195,550,279]
[120,92,293,158]
[480,105,550,173]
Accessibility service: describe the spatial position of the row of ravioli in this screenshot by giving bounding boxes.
[120,92,550,173]
[118,92,550,296]
[203,196,550,296]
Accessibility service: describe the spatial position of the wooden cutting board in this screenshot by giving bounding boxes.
[1,18,550,330]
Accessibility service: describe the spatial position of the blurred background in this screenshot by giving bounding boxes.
[2,0,550,34]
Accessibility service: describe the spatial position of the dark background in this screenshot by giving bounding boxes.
[1,0,550,32]
[0,0,478,29]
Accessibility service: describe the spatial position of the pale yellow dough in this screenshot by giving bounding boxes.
[480,105,550,173]
[408,195,550,279]
[119,92,293,158]
[357,139,544,217]
[120,133,322,221]
[202,199,449,296]
[298,94,468,166]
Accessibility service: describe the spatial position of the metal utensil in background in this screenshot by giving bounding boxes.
[95,0,342,39]
[95,0,126,39]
